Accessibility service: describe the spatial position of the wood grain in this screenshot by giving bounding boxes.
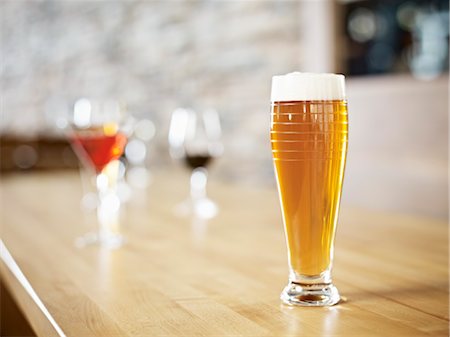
[0,170,448,336]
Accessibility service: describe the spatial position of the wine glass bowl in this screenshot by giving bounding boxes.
[169,107,223,219]
[67,98,131,249]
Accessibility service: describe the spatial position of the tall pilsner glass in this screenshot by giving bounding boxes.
[271,72,348,306]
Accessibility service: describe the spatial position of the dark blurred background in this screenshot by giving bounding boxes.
[0,0,448,218]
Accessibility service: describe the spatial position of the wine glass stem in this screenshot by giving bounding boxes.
[190,167,208,201]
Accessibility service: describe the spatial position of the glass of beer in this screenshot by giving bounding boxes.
[271,72,348,306]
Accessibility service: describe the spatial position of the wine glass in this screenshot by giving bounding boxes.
[67,98,131,249]
[169,107,223,219]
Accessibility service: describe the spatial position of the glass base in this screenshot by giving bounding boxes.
[280,282,340,307]
[75,231,125,249]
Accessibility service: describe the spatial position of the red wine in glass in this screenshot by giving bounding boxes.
[169,108,222,219]
[183,153,213,170]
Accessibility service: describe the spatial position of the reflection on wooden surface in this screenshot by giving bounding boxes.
[0,170,448,336]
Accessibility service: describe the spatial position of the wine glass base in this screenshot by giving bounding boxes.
[174,197,218,219]
[280,282,340,307]
[75,232,125,249]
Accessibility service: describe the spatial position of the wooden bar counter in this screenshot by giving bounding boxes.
[0,170,448,336]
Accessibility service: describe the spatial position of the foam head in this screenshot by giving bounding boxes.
[271,72,346,102]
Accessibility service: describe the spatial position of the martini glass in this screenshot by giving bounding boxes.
[68,98,130,248]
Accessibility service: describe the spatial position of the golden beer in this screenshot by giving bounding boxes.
[271,73,347,306]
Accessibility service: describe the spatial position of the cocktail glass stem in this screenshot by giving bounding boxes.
[75,164,124,249]
[96,174,120,240]
[96,162,124,248]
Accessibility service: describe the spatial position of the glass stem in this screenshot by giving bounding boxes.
[190,167,208,201]
[96,171,120,240]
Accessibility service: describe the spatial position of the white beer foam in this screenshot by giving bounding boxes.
[271,72,346,102]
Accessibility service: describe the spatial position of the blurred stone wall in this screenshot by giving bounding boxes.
[1,1,448,218]
[1,0,301,181]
